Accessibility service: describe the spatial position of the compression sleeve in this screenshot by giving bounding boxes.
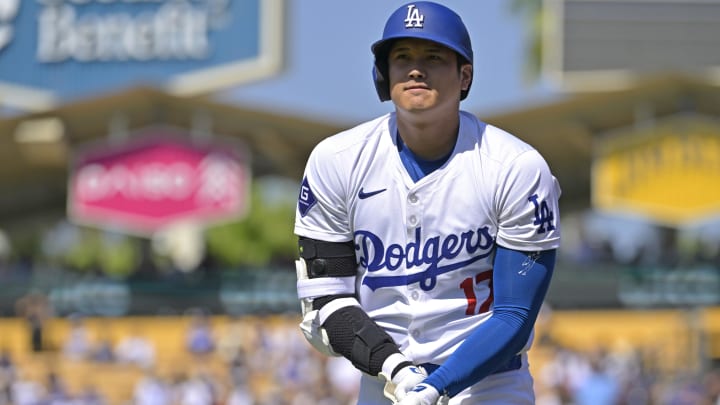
[422,246,556,397]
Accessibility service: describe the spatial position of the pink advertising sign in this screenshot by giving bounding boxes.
[68,127,249,235]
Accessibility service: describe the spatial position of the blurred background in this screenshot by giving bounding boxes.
[1,0,720,404]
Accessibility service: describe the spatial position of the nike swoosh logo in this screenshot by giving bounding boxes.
[358,187,387,199]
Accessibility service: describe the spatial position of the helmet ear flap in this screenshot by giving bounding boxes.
[373,63,390,102]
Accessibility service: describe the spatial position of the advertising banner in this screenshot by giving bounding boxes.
[0,0,283,110]
[592,115,720,225]
[68,126,250,235]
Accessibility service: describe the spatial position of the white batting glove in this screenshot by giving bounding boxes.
[397,383,449,405]
[389,365,428,401]
[380,353,427,403]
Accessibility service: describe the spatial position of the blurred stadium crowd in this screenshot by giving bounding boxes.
[1,302,720,405]
[533,339,720,405]
[0,309,362,405]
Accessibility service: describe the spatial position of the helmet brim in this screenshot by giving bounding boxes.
[371,34,471,65]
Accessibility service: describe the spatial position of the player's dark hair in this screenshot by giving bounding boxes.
[457,54,471,77]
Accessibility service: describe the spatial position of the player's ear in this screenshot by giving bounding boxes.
[460,64,472,92]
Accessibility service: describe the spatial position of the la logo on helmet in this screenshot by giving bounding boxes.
[404,4,424,28]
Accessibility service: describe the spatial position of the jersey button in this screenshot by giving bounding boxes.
[408,194,419,204]
[408,215,417,226]
[410,291,419,301]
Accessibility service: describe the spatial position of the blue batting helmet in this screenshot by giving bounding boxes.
[371,1,474,102]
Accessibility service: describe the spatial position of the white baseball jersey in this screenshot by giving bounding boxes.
[295,110,561,366]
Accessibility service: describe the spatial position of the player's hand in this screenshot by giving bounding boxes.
[396,383,447,405]
[390,365,428,401]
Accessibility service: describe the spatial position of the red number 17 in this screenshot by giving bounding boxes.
[459,269,494,316]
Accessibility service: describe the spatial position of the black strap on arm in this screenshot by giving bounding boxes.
[298,237,357,278]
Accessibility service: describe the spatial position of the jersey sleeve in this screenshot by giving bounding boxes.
[495,149,561,251]
[294,141,352,242]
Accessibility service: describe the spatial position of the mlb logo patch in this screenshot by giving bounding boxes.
[298,176,317,217]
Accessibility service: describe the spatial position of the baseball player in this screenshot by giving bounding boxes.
[294,2,561,404]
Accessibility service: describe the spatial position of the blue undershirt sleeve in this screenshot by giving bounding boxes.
[422,246,556,397]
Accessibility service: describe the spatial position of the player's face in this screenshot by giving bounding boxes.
[387,39,471,114]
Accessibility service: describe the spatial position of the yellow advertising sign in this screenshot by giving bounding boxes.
[592,116,720,225]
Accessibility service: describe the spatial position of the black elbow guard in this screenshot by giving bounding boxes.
[322,305,400,376]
